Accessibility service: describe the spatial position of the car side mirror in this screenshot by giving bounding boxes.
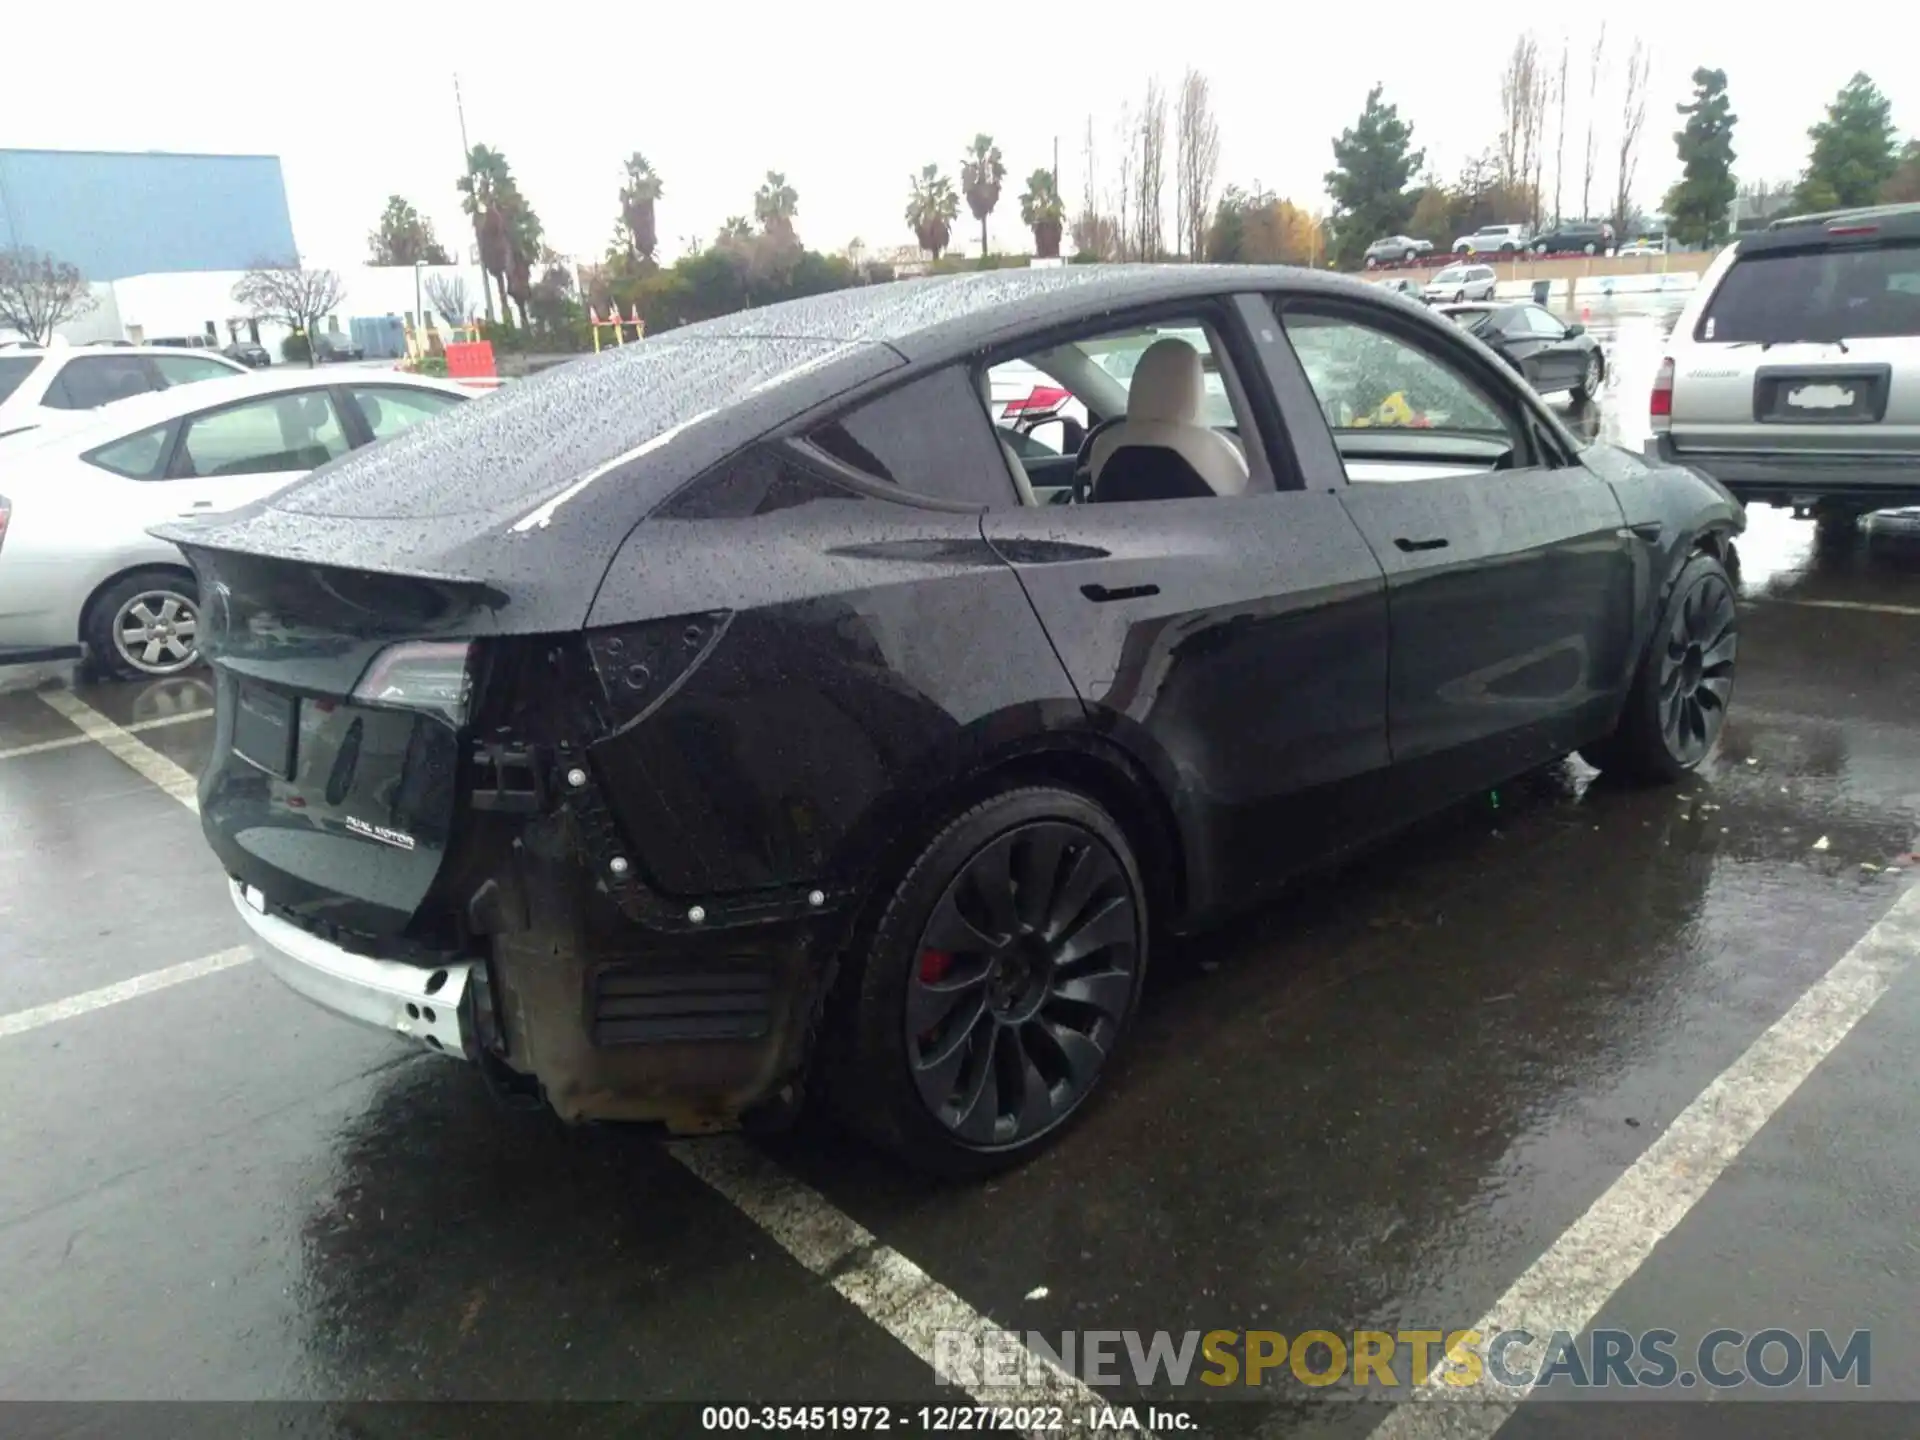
[1565,322,1585,337]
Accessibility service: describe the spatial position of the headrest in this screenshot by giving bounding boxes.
[1127,338,1204,425]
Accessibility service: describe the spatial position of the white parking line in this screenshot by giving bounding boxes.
[1755,597,1920,618]
[36,691,202,811]
[1365,881,1920,1440]
[0,946,253,1040]
[0,707,213,763]
[671,1138,1136,1435]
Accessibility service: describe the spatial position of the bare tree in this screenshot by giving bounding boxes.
[1552,41,1570,224]
[0,247,96,345]
[1112,103,1135,261]
[1611,38,1652,239]
[1582,22,1608,218]
[1174,68,1221,260]
[232,262,347,366]
[423,273,474,328]
[1498,34,1552,227]
[1134,78,1169,260]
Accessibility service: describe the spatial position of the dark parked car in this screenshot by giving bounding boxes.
[1363,234,1433,267]
[158,268,1743,1175]
[223,340,272,369]
[1437,302,1606,399]
[1531,220,1614,255]
[311,332,364,363]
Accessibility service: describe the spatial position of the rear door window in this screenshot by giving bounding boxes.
[174,391,351,477]
[346,385,464,442]
[1700,240,1920,342]
[44,355,159,409]
[0,355,43,405]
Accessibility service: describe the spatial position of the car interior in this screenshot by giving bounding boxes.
[979,307,1534,498]
[977,317,1265,506]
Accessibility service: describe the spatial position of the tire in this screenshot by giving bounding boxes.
[1583,242,1598,256]
[1455,290,1466,303]
[1580,552,1736,783]
[830,785,1147,1178]
[83,568,203,680]
[1572,350,1603,402]
[1365,256,1379,270]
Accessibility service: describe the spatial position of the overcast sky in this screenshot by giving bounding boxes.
[11,2,1916,269]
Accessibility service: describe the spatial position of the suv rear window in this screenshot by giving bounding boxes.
[0,355,42,405]
[1699,239,1920,343]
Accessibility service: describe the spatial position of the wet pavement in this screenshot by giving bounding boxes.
[2,318,1918,1436]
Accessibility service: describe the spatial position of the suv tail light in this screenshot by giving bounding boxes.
[352,640,474,726]
[0,494,10,556]
[1650,357,1675,431]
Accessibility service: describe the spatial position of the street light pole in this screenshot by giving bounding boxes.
[413,258,425,352]
[454,73,495,326]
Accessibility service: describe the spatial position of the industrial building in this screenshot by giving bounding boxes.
[0,148,299,280]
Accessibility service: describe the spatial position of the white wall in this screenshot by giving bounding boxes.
[39,263,491,352]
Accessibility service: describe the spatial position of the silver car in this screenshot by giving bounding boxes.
[1423,263,1498,303]
[1652,203,1920,523]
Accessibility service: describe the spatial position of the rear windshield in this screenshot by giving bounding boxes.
[1698,239,1920,343]
[0,355,42,405]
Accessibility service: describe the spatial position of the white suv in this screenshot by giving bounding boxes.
[1652,203,1920,524]
[0,342,247,440]
[1452,223,1530,255]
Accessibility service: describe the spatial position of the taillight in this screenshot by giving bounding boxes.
[1002,385,1070,418]
[352,640,474,726]
[0,495,10,555]
[1650,357,1675,430]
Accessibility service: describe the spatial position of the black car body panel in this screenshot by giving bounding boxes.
[158,266,1746,1137]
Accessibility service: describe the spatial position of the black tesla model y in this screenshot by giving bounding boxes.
[159,267,1744,1175]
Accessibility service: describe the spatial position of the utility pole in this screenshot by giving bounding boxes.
[455,74,495,325]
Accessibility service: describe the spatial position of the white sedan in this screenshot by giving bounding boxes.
[0,369,474,679]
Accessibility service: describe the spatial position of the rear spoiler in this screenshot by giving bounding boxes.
[1749,204,1920,253]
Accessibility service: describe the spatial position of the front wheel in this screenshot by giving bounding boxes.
[831,786,1147,1177]
[1580,552,1737,783]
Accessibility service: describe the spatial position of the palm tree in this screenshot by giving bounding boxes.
[619,153,664,262]
[960,134,1006,258]
[457,144,515,322]
[717,215,753,244]
[754,171,799,244]
[905,165,960,259]
[1019,168,1067,258]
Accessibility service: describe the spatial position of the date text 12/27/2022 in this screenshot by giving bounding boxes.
[699,1404,1196,1432]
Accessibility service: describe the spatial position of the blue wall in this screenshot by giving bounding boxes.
[0,150,298,281]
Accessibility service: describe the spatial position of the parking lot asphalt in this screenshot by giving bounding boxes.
[2,322,1918,1437]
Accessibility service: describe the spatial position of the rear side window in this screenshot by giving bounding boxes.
[810,367,1015,506]
[84,424,175,479]
[0,355,42,405]
[1700,240,1920,342]
[45,355,157,409]
[151,354,239,386]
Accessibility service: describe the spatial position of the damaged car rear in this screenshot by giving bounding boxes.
[161,267,1743,1177]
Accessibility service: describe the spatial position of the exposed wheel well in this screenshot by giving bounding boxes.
[77,563,198,644]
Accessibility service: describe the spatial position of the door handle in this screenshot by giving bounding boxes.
[1080,582,1160,603]
[1628,521,1663,542]
[1393,537,1450,553]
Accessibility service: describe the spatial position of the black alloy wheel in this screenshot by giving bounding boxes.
[1581,552,1737,782]
[1573,350,1603,401]
[834,786,1146,1175]
[906,820,1138,1147]
[1657,569,1738,766]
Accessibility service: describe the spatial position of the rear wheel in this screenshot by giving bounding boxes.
[832,786,1147,1177]
[84,569,202,680]
[1572,351,1604,401]
[1581,553,1736,783]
